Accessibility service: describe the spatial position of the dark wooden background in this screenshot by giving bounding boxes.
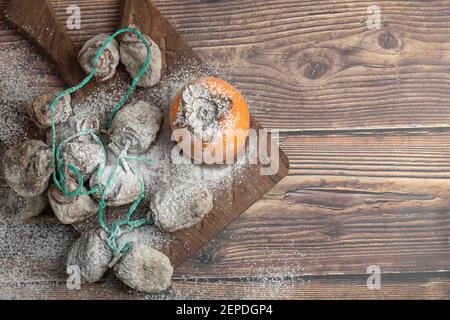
[1,0,450,299]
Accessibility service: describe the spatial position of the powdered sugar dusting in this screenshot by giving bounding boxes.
[0,47,43,102]
[57,61,248,208]
[175,83,233,143]
[0,101,30,148]
[0,44,266,299]
[142,262,308,300]
[0,47,48,147]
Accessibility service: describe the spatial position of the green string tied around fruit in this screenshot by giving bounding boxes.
[47,27,153,256]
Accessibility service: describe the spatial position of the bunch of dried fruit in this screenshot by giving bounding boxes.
[67,226,173,293]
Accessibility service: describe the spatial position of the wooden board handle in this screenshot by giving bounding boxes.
[4,0,86,88]
[120,0,154,35]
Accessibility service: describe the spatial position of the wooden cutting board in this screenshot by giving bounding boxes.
[4,0,289,269]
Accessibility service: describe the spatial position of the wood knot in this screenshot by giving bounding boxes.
[378,32,398,49]
[303,60,328,80]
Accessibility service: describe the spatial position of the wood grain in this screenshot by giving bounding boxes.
[282,131,450,178]
[153,0,450,131]
[1,171,449,298]
[4,0,86,87]
[4,0,450,131]
[1,272,449,299]
[6,0,446,132]
[120,0,203,76]
[0,0,449,299]
[177,174,450,278]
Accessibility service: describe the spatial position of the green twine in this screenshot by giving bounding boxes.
[48,27,153,256]
[97,154,150,255]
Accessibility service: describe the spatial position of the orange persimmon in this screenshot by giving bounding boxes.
[169,77,250,163]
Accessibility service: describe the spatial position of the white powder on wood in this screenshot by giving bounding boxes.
[0,46,258,299]
[59,61,248,212]
[0,46,50,147]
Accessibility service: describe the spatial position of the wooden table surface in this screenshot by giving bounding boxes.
[1,0,450,299]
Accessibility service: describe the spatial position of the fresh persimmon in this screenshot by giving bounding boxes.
[169,77,250,163]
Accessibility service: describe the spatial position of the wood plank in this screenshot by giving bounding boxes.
[0,0,289,273]
[2,0,450,131]
[1,128,450,296]
[152,0,450,131]
[281,130,450,178]
[2,170,450,279]
[176,174,450,278]
[171,133,450,278]
[170,272,450,300]
[1,0,449,299]
[1,271,449,299]
[176,132,450,279]
[3,0,86,87]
